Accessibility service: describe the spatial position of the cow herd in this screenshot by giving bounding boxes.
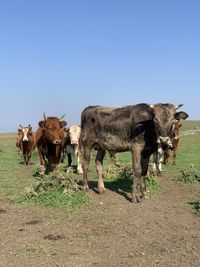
[16,103,188,203]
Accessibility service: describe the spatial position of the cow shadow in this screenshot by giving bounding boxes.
[105,177,132,202]
[85,177,132,202]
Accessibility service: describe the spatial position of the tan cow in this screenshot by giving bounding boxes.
[16,124,35,165]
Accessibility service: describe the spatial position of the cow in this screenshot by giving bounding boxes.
[151,118,188,175]
[80,103,188,203]
[151,146,165,176]
[61,124,83,174]
[35,114,67,171]
[164,123,183,166]
[16,124,35,165]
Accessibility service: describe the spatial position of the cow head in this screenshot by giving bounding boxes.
[150,104,188,148]
[18,124,33,142]
[38,114,67,144]
[69,124,81,145]
[173,123,182,139]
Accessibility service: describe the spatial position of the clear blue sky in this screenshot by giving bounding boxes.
[0,0,199,132]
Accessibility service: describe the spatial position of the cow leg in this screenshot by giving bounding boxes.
[82,146,92,191]
[61,148,66,163]
[37,147,46,168]
[140,156,150,199]
[164,149,170,165]
[77,152,83,174]
[109,152,120,168]
[95,149,106,194]
[152,152,158,175]
[173,148,177,165]
[25,153,29,165]
[67,153,72,167]
[23,153,27,165]
[27,150,33,165]
[156,147,164,176]
[131,145,142,203]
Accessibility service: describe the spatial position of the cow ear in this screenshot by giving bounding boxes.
[18,128,22,133]
[60,120,67,128]
[38,120,44,128]
[174,111,189,121]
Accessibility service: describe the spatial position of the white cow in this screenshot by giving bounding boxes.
[62,124,83,174]
[151,147,165,176]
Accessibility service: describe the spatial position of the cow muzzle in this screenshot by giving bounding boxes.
[53,139,62,145]
[157,136,173,149]
[23,136,29,141]
[71,140,78,145]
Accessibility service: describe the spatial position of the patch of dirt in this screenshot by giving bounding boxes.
[1,174,200,267]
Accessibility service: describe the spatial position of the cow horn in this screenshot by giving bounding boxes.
[174,104,183,109]
[28,124,31,127]
[19,124,23,128]
[60,114,66,121]
[43,112,47,120]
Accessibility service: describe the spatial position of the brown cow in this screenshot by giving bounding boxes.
[164,123,182,165]
[16,124,35,165]
[35,114,67,170]
[151,112,188,175]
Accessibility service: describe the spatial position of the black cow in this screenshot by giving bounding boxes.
[80,103,188,203]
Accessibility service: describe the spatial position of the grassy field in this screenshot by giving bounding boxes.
[1,121,200,267]
[0,120,200,208]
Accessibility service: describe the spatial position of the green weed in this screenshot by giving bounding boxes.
[104,164,160,198]
[19,188,91,209]
[179,165,200,184]
[19,167,92,209]
[189,200,200,212]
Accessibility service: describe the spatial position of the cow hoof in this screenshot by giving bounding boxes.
[131,195,141,203]
[77,169,83,174]
[99,189,105,195]
[67,167,73,173]
[141,191,149,200]
[39,165,45,171]
[83,185,89,192]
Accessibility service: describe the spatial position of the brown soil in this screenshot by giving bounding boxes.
[1,174,200,267]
